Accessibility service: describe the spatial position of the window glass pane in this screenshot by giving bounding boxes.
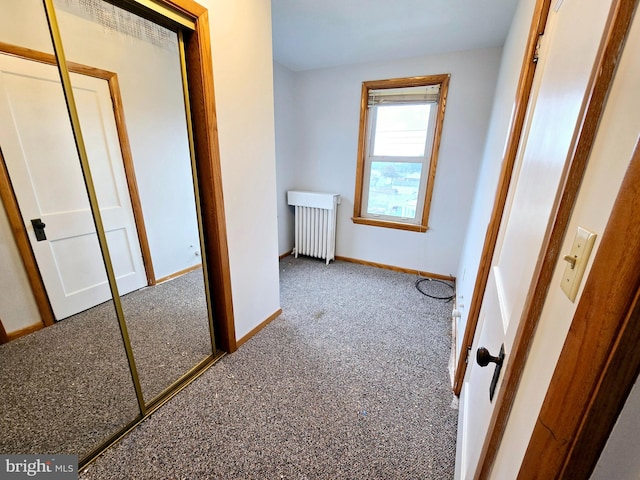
[372,104,431,157]
[367,161,422,218]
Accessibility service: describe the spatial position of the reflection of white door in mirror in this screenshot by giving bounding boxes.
[0,53,147,319]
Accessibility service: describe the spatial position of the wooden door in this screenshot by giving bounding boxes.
[0,53,147,319]
[455,0,615,477]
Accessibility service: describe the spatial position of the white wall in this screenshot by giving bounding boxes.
[490,4,640,476]
[282,47,501,276]
[204,0,281,340]
[453,0,537,359]
[273,61,297,255]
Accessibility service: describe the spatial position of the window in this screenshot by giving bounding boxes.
[353,74,449,232]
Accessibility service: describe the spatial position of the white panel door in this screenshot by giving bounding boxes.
[0,53,147,320]
[455,0,614,478]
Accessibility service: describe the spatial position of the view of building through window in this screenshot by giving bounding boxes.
[368,161,422,218]
[367,104,431,218]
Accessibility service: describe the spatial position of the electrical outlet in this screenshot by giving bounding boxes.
[560,226,597,302]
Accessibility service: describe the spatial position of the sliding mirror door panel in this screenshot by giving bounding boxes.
[0,0,139,458]
[53,0,215,404]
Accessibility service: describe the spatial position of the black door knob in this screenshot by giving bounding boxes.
[476,344,506,401]
[476,346,504,367]
[31,218,47,241]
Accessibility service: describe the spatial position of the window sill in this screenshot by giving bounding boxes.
[351,216,428,233]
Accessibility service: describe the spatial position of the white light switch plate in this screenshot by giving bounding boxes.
[560,226,597,302]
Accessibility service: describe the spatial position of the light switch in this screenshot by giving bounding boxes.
[560,226,597,302]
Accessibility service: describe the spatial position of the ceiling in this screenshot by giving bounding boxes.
[271,0,521,71]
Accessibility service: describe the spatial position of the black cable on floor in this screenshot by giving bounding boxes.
[415,277,455,302]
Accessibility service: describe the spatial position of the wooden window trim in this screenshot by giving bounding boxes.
[352,74,449,232]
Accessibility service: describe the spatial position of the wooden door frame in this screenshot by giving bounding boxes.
[453,0,552,394]
[0,42,156,340]
[519,140,640,478]
[0,146,55,336]
[0,0,237,353]
[0,319,7,344]
[473,0,638,477]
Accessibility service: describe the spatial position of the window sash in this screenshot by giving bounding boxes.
[361,102,437,224]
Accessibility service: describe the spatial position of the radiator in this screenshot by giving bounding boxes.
[287,191,340,265]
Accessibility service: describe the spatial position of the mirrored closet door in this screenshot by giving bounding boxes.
[0,0,140,460]
[0,0,224,466]
[53,0,216,404]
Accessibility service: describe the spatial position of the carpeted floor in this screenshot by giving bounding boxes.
[80,256,458,479]
[0,269,212,459]
[122,269,212,401]
[0,297,139,459]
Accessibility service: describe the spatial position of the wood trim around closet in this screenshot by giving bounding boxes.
[180,3,237,352]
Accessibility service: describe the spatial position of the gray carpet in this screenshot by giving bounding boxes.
[0,300,138,459]
[0,269,212,459]
[123,269,212,401]
[80,256,458,479]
